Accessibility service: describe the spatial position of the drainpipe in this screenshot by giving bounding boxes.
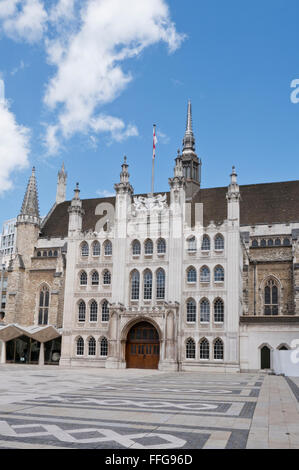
[253,261,257,316]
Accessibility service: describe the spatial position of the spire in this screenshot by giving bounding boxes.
[56,162,67,204]
[182,100,196,153]
[17,167,40,225]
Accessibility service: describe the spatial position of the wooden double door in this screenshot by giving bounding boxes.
[126,321,160,369]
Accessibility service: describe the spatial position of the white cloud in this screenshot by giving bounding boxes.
[0,0,47,43]
[0,88,30,193]
[0,1,184,155]
[49,0,76,23]
[43,0,185,153]
[157,130,170,144]
[96,189,114,198]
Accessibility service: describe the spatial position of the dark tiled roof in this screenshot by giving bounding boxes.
[40,180,299,238]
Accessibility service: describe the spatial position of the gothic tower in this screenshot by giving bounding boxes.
[180,100,202,200]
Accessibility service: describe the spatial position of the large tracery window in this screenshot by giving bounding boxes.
[156,269,165,299]
[38,286,49,325]
[264,279,279,315]
[131,270,140,300]
[186,338,196,359]
[144,270,152,299]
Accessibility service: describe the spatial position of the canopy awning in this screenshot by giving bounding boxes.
[0,324,62,343]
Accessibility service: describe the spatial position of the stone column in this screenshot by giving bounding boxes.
[0,340,6,364]
[39,342,44,366]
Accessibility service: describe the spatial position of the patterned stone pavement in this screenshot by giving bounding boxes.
[0,365,298,449]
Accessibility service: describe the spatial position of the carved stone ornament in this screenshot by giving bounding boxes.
[133,194,167,212]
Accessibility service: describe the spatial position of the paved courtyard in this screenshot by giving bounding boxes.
[0,365,298,449]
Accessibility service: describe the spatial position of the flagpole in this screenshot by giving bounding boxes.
[151,124,156,195]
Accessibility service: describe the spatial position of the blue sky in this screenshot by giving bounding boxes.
[0,0,299,224]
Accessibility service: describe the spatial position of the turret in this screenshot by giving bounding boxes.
[226,166,240,225]
[67,182,85,232]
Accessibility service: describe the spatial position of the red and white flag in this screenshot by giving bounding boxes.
[153,125,157,159]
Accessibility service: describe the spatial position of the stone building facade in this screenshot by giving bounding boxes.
[1,101,299,372]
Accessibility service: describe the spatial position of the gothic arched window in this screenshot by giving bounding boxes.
[200,266,210,283]
[201,235,210,251]
[131,270,140,300]
[76,337,84,356]
[38,286,49,325]
[144,270,152,299]
[186,338,196,359]
[264,279,279,315]
[214,234,224,250]
[80,271,87,286]
[187,299,196,323]
[100,337,108,356]
[214,338,224,360]
[200,338,209,359]
[91,271,99,286]
[187,236,197,252]
[275,238,281,246]
[157,238,166,254]
[156,269,165,299]
[92,241,101,256]
[88,337,96,356]
[214,298,224,322]
[104,240,112,256]
[103,270,111,285]
[89,300,98,322]
[132,240,141,256]
[102,300,109,322]
[252,239,258,247]
[187,266,197,283]
[81,242,89,257]
[78,300,86,322]
[200,298,210,322]
[214,265,224,282]
[144,239,153,255]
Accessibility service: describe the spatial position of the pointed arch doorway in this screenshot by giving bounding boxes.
[125,321,160,369]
